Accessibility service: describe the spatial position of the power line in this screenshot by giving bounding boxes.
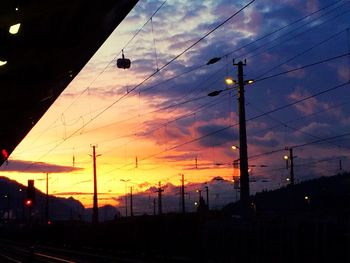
[26,1,346,139]
[243,4,350,61]
[93,53,350,156]
[121,0,168,53]
[246,100,350,150]
[249,132,350,161]
[24,0,169,149]
[102,80,350,173]
[255,52,350,83]
[20,3,254,169]
[14,50,349,161]
[254,28,348,80]
[223,0,346,58]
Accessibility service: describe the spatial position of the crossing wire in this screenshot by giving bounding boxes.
[24,0,169,149]
[21,1,255,170]
[27,0,345,138]
[102,80,350,174]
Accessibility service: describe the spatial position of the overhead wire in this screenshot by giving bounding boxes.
[242,3,350,62]
[254,28,349,80]
[24,0,345,139]
[14,49,349,164]
[248,132,350,161]
[223,0,346,58]
[102,79,350,174]
[246,100,350,150]
[249,99,350,139]
[19,50,349,169]
[254,52,350,83]
[23,0,169,150]
[14,1,350,206]
[20,1,255,170]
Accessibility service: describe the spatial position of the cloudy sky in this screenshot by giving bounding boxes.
[1,0,350,214]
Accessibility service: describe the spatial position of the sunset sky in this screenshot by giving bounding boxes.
[1,0,350,214]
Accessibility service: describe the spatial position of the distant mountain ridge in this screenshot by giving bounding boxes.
[0,176,120,223]
[223,172,350,216]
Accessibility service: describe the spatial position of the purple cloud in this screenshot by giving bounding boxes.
[0,160,83,173]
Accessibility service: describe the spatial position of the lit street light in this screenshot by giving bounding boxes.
[225,77,235,85]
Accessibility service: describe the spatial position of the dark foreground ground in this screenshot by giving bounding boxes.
[1,173,349,262]
[0,211,349,263]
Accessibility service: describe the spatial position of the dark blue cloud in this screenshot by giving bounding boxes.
[197,124,238,147]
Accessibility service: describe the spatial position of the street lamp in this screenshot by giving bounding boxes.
[207,58,254,218]
[304,196,310,205]
[196,189,202,201]
[284,147,296,186]
[225,77,235,85]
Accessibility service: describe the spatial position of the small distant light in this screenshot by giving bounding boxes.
[284,155,289,160]
[15,7,19,11]
[19,189,22,192]
[231,145,238,150]
[225,77,235,85]
[194,202,198,206]
[304,196,309,200]
[286,178,290,181]
[9,23,21,34]
[0,60,7,67]
[246,79,254,84]
[47,220,52,225]
[2,149,9,159]
[4,195,8,198]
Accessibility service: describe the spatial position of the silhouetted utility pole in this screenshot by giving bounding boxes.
[235,60,250,218]
[180,174,185,214]
[196,189,202,202]
[120,179,130,217]
[205,186,209,210]
[5,194,10,223]
[130,186,133,217]
[91,145,100,224]
[45,173,49,223]
[285,147,295,186]
[153,198,156,216]
[339,159,343,171]
[156,182,164,215]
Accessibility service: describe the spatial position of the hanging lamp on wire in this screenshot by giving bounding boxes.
[117,49,131,69]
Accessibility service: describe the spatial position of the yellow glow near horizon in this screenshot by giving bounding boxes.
[0,1,249,209]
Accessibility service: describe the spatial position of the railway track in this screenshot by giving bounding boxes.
[0,239,160,263]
